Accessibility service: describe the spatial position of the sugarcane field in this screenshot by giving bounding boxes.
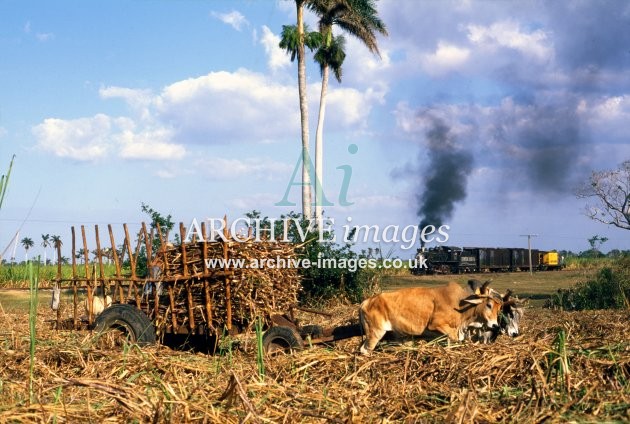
[0,218,628,422]
[1,1,630,423]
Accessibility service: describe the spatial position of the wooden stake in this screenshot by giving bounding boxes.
[108,225,122,303]
[71,227,78,330]
[81,226,93,325]
[202,222,213,330]
[142,223,152,315]
[123,224,136,306]
[223,215,231,331]
[180,223,195,332]
[55,235,61,330]
[94,225,106,304]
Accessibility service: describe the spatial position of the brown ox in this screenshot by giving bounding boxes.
[359,281,501,354]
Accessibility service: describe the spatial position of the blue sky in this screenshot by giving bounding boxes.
[1,0,629,262]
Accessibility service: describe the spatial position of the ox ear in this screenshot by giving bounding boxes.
[468,279,482,294]
[462,296,483,305]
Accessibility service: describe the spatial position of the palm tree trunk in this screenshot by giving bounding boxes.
[296,1,312,219]
[314,63,329,224]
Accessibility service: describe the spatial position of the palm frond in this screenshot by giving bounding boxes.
[279,24,322,61]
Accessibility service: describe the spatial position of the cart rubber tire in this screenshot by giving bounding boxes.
[93,304,156,346]
[300,324,324,339]
[263,326,303,354]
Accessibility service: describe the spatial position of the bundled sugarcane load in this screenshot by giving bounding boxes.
[52,220,303,338]
[150,236,303,336]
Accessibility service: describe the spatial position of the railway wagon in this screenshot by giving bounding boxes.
[414,246,546,274]
[511,248,541,271]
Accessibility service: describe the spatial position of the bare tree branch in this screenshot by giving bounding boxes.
[575,160,630,230]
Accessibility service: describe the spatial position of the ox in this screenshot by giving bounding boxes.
[468,289,526,343]
[359,280,502,354]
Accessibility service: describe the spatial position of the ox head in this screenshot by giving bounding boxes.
[500,290,526,337]
[461,280,502,330]
[467,289,526,343]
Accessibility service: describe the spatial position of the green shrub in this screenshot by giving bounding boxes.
[546,256,630,310]
[246,210,376,304]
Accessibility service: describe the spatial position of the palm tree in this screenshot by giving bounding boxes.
[77,248,86,264]
[280,1,324,220]
[21,237,34,261]
[309,0,388,222]
[41,233,50,264]
[313,32,346,222]
[51,235,62,264]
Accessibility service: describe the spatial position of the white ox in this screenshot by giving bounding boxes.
[359,280,502,354]
[468,289,526,343]
[84,295,112,317]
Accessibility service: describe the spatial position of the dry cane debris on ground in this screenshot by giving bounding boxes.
[0,304,628,423]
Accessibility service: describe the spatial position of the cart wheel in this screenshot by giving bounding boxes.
[93,304,156,348]
[300,324,324,339]
[263,326,303,354]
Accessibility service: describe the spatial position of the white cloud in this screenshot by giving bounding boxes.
[589,95,630,121]
[154,69,380,142]
[155,169,178,179]
[35,69,384,161]
[195,157,292,180]
[33,114,113,161]
[117,128,185,160]
[99,86,154,120]
[156,69,298,143]
[33,114,185,162]
[210,10,248,31]
[36,32,54,42]
[99,86,153,108]
[340,36,391,86]
[260,25,290,71]
[0,127,7,139]
[325,84,386,128]
[228,193,287,210]
[421,41,470,76]
[23,21,54,41]
[467,20,553,61]
[583,95,630,143]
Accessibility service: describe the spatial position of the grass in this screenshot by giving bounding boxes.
[564,256,616,270]
[0,262,120,287]
[382,269,597,307]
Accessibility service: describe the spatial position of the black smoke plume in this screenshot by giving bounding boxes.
[417,117,474,235]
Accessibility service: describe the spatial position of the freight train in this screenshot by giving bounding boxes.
[411,246,564,275]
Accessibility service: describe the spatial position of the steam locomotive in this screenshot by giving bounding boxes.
[411,246,564,275]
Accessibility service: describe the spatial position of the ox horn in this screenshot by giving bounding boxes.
[468,279,483,295]
[480,281,492,294]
